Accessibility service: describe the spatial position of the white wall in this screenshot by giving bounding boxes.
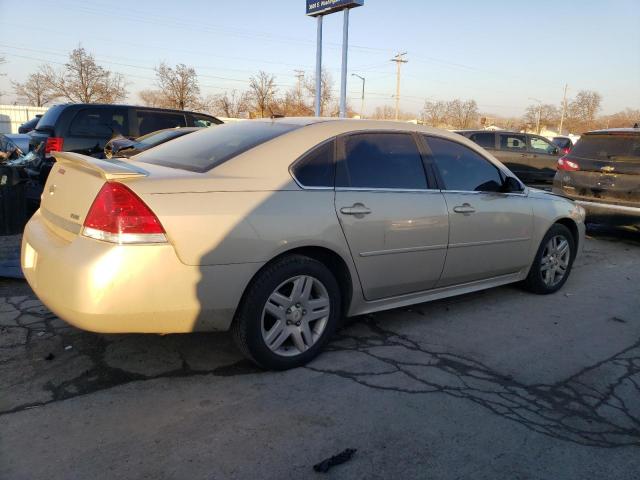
[0,105,49,134]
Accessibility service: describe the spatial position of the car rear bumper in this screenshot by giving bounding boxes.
[21,210,262,333]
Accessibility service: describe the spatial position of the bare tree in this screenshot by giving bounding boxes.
[524,103,559,133]
[304,69,334,116]
[249,71,277,118]
[41,47,127,103]
[155,63,201,110]
[138,89,172,108]
[602,108,640,128]
[422,100,449,127]
[12,73,57,106]
[211,90,250,118]
[446,99,478,129]
[567,90,602,131]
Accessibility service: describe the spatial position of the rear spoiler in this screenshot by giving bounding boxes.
[53,151,148,180]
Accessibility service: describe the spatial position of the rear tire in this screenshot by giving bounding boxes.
[231,255,341,370]
[522,223,576,294]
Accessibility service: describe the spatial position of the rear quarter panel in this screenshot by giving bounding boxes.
[142,189,355,268]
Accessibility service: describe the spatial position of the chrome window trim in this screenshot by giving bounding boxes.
[335,187,441,193]
[439,189,528,197]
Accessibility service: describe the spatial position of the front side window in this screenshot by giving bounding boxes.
[291,140,335,187]
[500,134,527,151]
[69,108,127,137]
[137,111,186,135]
[336,133,427,189]
[529,136,558,154]
[469,132,496,149]
[425,136,504,192]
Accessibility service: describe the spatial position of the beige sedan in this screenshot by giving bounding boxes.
[22,119,585,369]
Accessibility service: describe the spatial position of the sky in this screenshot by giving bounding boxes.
[0,0,639,117]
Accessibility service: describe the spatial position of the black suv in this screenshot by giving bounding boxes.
[456,130,563,187]
[28,103,222,159]
[552,128,640,227]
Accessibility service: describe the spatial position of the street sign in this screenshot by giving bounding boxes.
[306,0,364,17]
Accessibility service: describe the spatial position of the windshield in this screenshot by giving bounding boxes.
[552,138,571,149]
[571,134,640,161]
[135,121,301,172]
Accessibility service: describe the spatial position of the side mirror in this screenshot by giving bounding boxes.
[502,176,523,193]
[552,147,560,155]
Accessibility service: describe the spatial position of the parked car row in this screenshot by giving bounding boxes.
[455,130,564,187]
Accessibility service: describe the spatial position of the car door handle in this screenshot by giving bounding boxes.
[340,204,372,215]
[453,203,475,214]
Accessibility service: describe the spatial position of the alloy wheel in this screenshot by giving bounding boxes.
[261,275,331,357]
[540,235,571,287]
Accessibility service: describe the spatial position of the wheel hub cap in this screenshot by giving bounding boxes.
[261,275,331,357]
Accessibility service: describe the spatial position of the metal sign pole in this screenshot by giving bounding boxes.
[339,8,350,118]
[315,15,323,117]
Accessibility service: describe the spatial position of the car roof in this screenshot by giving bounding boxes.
[51,103,220,117]
[585,128,640,135]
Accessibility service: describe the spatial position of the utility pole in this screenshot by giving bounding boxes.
[339,8,350,118]
[391,52,407,120]
[351,73,365,118]
[529,97,542,134]
[314,15,323,116]
[558,83,568,134]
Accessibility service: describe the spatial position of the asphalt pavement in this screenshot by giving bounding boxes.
[1,226,639,479]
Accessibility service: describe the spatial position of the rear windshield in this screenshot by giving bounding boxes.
[135,121,301,172]
[571,134,640,161]
[34,105,67,131]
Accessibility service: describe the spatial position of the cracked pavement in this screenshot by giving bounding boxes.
[1,226,639,479]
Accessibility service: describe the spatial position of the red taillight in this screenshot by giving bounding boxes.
[83,182,166,244]
[45,137,64,154]
[562,147,571,155]
[557,156,579,171]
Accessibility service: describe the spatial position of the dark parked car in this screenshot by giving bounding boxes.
[456,130,563,187]
[24,104,221,206]
[104,127,201,159]
[28,104,221,159]
[18,115,43,134]
[552,128,640,226]
[551,136,574,155]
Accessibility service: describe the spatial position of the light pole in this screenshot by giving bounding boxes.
[351,73,365,118]
[529,97,542,134]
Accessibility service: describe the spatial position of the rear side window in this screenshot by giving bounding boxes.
[291,140,335,187]
[425,136,504,192]
[336,133,427,189]
[571,134,640,161]
[500,134,527,150]
[469,132,495,149]
[68,108,128,137]
[135,121,301,172]
[137,111,186,135]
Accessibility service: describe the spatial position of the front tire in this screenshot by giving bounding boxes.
[522,223,576,294]
[231,255,341,370]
